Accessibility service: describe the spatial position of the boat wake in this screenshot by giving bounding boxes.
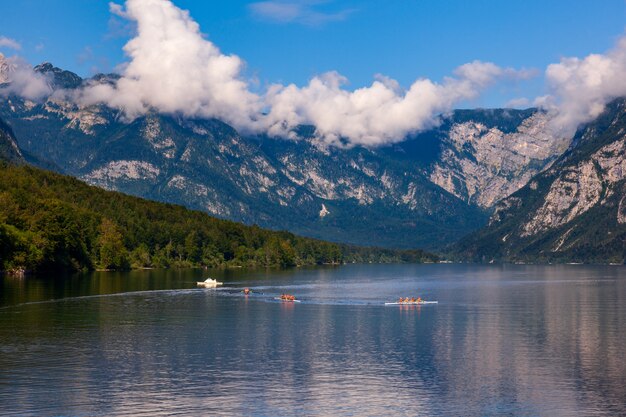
[1,282,440,310]
[0,288,201,310]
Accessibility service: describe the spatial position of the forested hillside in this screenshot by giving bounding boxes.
[0,163,437,273]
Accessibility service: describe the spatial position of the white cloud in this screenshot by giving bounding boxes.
[540,36,626,137]
[78,0,262,129]
[505,97,531,108]
[73,0,532,146]
[262,62,532,146]
[109,2,130,18]
[0,54,51,100]
[249,1,355,26]
[0,36,21,51]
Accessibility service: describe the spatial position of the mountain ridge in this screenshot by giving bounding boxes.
[0,116,439,273]
[454,98,626,263]
[0,62,570,250]
[0,117,23,163]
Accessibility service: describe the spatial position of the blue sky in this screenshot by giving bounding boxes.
[1,0,625,110]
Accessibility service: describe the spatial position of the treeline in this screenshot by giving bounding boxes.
[0,164,436,273]
[341,245,439,264]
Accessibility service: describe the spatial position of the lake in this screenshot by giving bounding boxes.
[1,264,625,416]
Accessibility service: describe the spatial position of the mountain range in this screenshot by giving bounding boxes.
[0,114,441,274]
[456,98,626,263]
[3,57,626,262]
[0,59,574,251]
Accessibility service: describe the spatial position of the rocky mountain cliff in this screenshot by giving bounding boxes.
[425,109,570,207]
[455,99,626,263]
[0,62,570,249]
[0,117,23,163]
[0,53,16,85]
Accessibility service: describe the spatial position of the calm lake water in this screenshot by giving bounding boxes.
[1,264,625,416]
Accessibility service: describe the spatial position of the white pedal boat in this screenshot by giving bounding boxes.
[196,278,223,287]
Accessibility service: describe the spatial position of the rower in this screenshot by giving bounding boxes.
[243,288,250,295]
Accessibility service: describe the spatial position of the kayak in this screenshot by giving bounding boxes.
[384,301,438,305]
[274,297,301,303]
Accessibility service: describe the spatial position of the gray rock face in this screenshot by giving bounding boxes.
[0,116,23,163]
[430,112,570,208]
[0,53,16,84]
[455,99,626,263]
[522,162,600,237]
[521,136,626,237]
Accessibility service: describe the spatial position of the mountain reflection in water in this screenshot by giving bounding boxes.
[0,264,625,416]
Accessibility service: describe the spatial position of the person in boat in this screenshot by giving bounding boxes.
[243,288,250,295]
[417,297,422,303]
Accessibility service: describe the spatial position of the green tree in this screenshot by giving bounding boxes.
[130,243,151,268]
[97,218,130,270]
[184,231,201,263]
[201,244,224,267]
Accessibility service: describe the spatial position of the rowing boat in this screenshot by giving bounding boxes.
[274,297,301,303]
[384,301,438,305]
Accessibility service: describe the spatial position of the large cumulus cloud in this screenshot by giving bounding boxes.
[540,36,626,137]
[74,0,530,146]
[263,62,533,146]
[78,0,263,130]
